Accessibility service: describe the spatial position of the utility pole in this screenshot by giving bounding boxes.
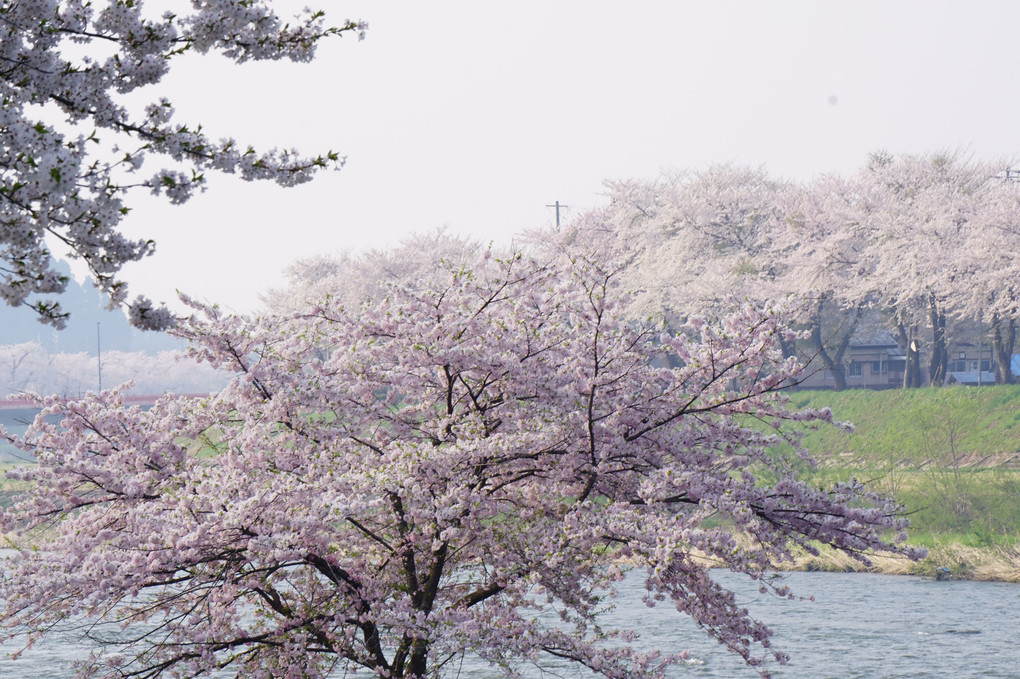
[545,200,569,228]
[978,333,983,387]
[97,322,102,392]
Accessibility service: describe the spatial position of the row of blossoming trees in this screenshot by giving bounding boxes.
[269,155,1019,391]
[537,154,1016,389]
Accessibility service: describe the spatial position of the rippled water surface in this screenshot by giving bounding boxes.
[2,569,1018,678]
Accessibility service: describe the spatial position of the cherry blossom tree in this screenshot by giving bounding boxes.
[782,152,1016,388]
[952,171,1020,384]
[1,1,365,328]
[537,166,879,386]
[539,155,1020,390]
[851,152,1002,386]
[772,171,894,390]
[0,341,46,394]
[1,253,917,679]
[535,166,789,327]
[262,229,482,315]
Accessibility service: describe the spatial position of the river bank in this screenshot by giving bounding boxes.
[781,542,1020,583]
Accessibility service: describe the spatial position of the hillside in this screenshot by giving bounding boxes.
[785,386,1020,563]
[789,385,1020,468]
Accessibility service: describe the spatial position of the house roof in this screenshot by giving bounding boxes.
[950,371,998,385]
[850,330,901,349]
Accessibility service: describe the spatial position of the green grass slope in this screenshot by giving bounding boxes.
[788,385,1020,552]
[789,385,1020,467]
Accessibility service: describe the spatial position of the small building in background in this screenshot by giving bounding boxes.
[796,332,906,390]
[795,324,1019,390]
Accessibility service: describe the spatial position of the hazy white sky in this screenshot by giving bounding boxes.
[109,0,1020,315]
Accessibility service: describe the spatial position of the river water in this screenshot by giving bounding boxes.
[1,569,1017,678]
[0,408,42,462]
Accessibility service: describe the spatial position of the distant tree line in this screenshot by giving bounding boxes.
[0,342,228,399]
[267,154,1020,390]
[537,153,1019,389]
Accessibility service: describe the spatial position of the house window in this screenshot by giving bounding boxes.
[871,361,887,374]
[949,359,992,373]
[848,361,863,377]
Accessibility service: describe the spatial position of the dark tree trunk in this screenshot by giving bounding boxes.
[808,322,845,391]
[991,314,1017,385]
[897,322,924,388]
[778,333,799,361]
[928,293,948,386]
[802,297,860,391]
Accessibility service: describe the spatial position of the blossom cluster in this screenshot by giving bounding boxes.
[0,253,919,678]
[0,1,365,328]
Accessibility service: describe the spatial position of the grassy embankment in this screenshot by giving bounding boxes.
[780,385,1020,581]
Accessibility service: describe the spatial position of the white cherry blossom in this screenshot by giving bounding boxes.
[1,1,365,328]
